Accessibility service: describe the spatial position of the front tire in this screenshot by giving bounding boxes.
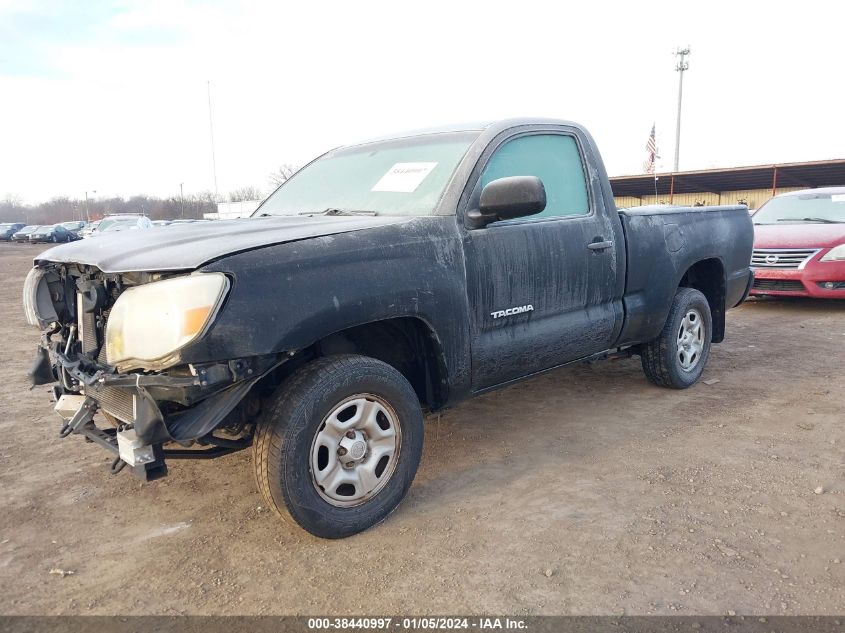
[641,287,712,389]
[253,354,424,538]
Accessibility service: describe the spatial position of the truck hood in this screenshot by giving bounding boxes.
[35,215,411,273]
[753,222,845,249]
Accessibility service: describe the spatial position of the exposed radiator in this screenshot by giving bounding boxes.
[77,292,98,354]
[96,387,135,424]
[97,309,111,364]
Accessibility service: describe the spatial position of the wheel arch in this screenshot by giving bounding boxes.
[677,257,726,343]
[265,317,450,412]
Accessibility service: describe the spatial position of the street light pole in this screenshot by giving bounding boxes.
[673,46,690,172]
[84,190,97,223]
[180,183,185,218]
[207,81,219,200]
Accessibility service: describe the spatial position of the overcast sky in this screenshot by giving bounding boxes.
[1,0,843,204]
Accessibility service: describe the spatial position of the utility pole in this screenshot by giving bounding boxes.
[179,182,185,218]
[673,46,690,172]
[84,190,96,223]
[207,81,219,200]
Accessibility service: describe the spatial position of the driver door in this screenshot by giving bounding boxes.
[463,129,624,390]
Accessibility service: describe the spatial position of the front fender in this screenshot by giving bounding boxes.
[185,217,473,402]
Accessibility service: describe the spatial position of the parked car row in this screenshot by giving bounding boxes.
[2,223,80,243]
[3,215,214,245]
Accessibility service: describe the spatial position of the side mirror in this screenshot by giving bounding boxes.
[467,176,546,228]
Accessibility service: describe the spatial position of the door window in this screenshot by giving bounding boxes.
[481,134,589,219]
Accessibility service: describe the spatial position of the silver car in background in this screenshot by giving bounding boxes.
[87,215,153,237]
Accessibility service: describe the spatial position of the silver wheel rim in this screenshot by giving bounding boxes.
[677,308,705,371]
[309,393,401,508]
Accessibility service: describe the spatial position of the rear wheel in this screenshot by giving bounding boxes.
[641,287,712,389]
[253,354,424,538]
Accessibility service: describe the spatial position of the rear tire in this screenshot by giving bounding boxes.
[641,287,712,389]
[253,354,424,539]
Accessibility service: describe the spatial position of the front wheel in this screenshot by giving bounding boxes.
[641,287,712,389]
[253,354,424,538]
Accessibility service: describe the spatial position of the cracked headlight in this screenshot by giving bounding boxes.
[820,244,845,262]
[106,273,229,371]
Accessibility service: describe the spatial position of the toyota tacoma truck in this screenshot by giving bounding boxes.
[23,118,754,538]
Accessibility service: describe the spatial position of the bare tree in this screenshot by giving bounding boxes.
[268,163,299,188]
[3,193,23,207]
[0,194,27,223]
[0,193,220,224]
[227,186,265,203]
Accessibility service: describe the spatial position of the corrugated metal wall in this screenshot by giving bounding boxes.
[613,187,804,211]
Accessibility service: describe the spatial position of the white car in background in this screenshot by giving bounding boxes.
[59,220,88,237]
[91,215,153,236]
[78,220,101,238]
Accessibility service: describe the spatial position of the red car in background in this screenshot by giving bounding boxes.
[750,187,845,298]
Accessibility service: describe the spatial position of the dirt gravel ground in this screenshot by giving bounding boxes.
[0,242,843,616]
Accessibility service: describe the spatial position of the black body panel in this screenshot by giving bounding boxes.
[617,205,754,346]
[196,217,473,402]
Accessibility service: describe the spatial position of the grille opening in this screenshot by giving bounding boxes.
[751,248,819,269]
[753,279,806,292]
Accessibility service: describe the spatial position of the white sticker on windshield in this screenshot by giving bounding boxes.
[371,162,438,193]
[831,194,845,203]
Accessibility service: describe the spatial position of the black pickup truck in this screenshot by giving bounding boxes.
[24,119,754,538]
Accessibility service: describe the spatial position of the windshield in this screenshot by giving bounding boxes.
[99,218,137,231]
[18,226,35,233]
[256,131,479,217]
[754,191,845,224]
[61,222,82,229]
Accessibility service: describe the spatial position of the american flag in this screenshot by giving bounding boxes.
[643,124,657,174]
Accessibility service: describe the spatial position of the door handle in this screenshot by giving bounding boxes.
[587,240,613,251]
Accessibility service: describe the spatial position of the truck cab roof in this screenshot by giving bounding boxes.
[353,118,583,146]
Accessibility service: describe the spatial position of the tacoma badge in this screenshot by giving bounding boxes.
[490,304,534,319]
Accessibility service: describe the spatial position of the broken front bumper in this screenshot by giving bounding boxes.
[38,347,281,480]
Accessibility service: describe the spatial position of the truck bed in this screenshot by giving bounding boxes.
[616,205,754,347]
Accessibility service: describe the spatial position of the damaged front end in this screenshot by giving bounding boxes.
[24,262,282,480]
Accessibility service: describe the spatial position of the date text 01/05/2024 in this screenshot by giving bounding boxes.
[306,617,527,629]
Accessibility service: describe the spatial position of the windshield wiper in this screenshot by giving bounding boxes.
[257,209,378,218]
[298,208,378,217]
[777,217,842,224]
